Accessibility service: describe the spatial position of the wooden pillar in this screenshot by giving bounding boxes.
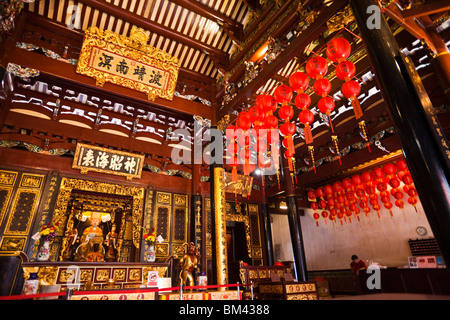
[260,190,274,266]
[281,148,307,281]
[351,0,450,267]
[190,161,203,276]
[208,125,228,288]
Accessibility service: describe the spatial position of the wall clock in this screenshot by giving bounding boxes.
[416,226,427,236]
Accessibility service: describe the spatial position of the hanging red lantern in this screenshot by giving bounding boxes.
[326,38,351,63]
[335,60,356,81]
[299,109,314,144]
[257,94,276,114]
[315,187,324,198]
[318,96,335,131]
[273,85,293,105]
[307,190,317,200]
[323,184,333,197]
[396,159,408,172]
[342,80,361,98]
[383,163,397,177]
[321,211,329,225]
[248,105,264,125]
[395,199,404,209]
[279,122,296,155]
[278,104,294,121]
[289,71,309,93]
[306,56,328,79]
[342,80,363,120]
[351,174,362,188]
[294,93,311,110]
[279,122,296,137]
[264,114,278,129]
[313,212,320,227]
[236,111,252,130]
[314,78,332,97]
[361,171,372,185]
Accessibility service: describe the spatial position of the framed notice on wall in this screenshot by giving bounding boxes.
[72,143,144,180]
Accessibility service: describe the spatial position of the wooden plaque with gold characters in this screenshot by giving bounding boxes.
[76,26,180,101]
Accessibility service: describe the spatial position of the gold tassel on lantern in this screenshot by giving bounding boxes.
[308,145,316,174]
[358,120,371,153]
[331,135,342,165]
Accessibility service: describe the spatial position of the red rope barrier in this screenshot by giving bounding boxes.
[0,291,66,300]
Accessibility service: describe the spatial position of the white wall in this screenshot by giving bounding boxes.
[271,199,434,271]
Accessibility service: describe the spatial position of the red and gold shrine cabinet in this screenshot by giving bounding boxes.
[21,261,169,290]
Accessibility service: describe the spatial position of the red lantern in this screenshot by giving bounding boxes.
[298,109,314,125]
[299,109,314,144]
[257,94,276,114]
[361,171,372,184]
[315,187,324,198]
[273,85,293,104]
[236,111,252,130]
[278,104,294,121]
[383,163,397,176]
[336,60,356,81]
[313,212,320,227]
[307,190,317,200]
[323,185,333,196]
[342,80,363,120]
[306,56,328,79]
[314,78,331,97]
[294,93,311,110]
[248,105,264,124]
[396,159,408,172]
[289,72,309,93]
[351,174,362,187]
[279,122,296,137]
[342,80,361,99]
[317,96,335,114]
[264,114,278,129]
[326,38,351,63]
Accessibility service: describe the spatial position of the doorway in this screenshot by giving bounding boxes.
[226,221,251,265]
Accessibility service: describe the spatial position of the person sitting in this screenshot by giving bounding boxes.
[350,255,367,276]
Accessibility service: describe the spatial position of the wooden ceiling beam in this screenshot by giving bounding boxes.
[75,0,229,64]
[170,0,244,42]
[8,47,213,120]
[401,1,450,19]
[217,0,348,120]
[25,13,215,86]
[3,112,175,159]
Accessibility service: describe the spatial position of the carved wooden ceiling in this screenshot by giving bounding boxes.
[0,0,449,197]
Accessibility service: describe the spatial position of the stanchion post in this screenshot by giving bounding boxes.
[180,284,183,300]
[250,281,254,300]
[64,288,73,300]
[236,282,241,300]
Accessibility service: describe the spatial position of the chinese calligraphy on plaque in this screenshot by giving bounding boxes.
[73,143,144,180]
[76,26,179,101]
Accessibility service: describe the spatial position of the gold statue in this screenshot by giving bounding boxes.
[179,242,200,289]
[105,224,118,262]
[61,219,78,261]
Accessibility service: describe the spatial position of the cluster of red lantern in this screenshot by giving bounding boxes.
[224,37,371,186]
[308,158,419,227]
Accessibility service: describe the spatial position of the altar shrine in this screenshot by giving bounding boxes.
[1,0,450,301]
